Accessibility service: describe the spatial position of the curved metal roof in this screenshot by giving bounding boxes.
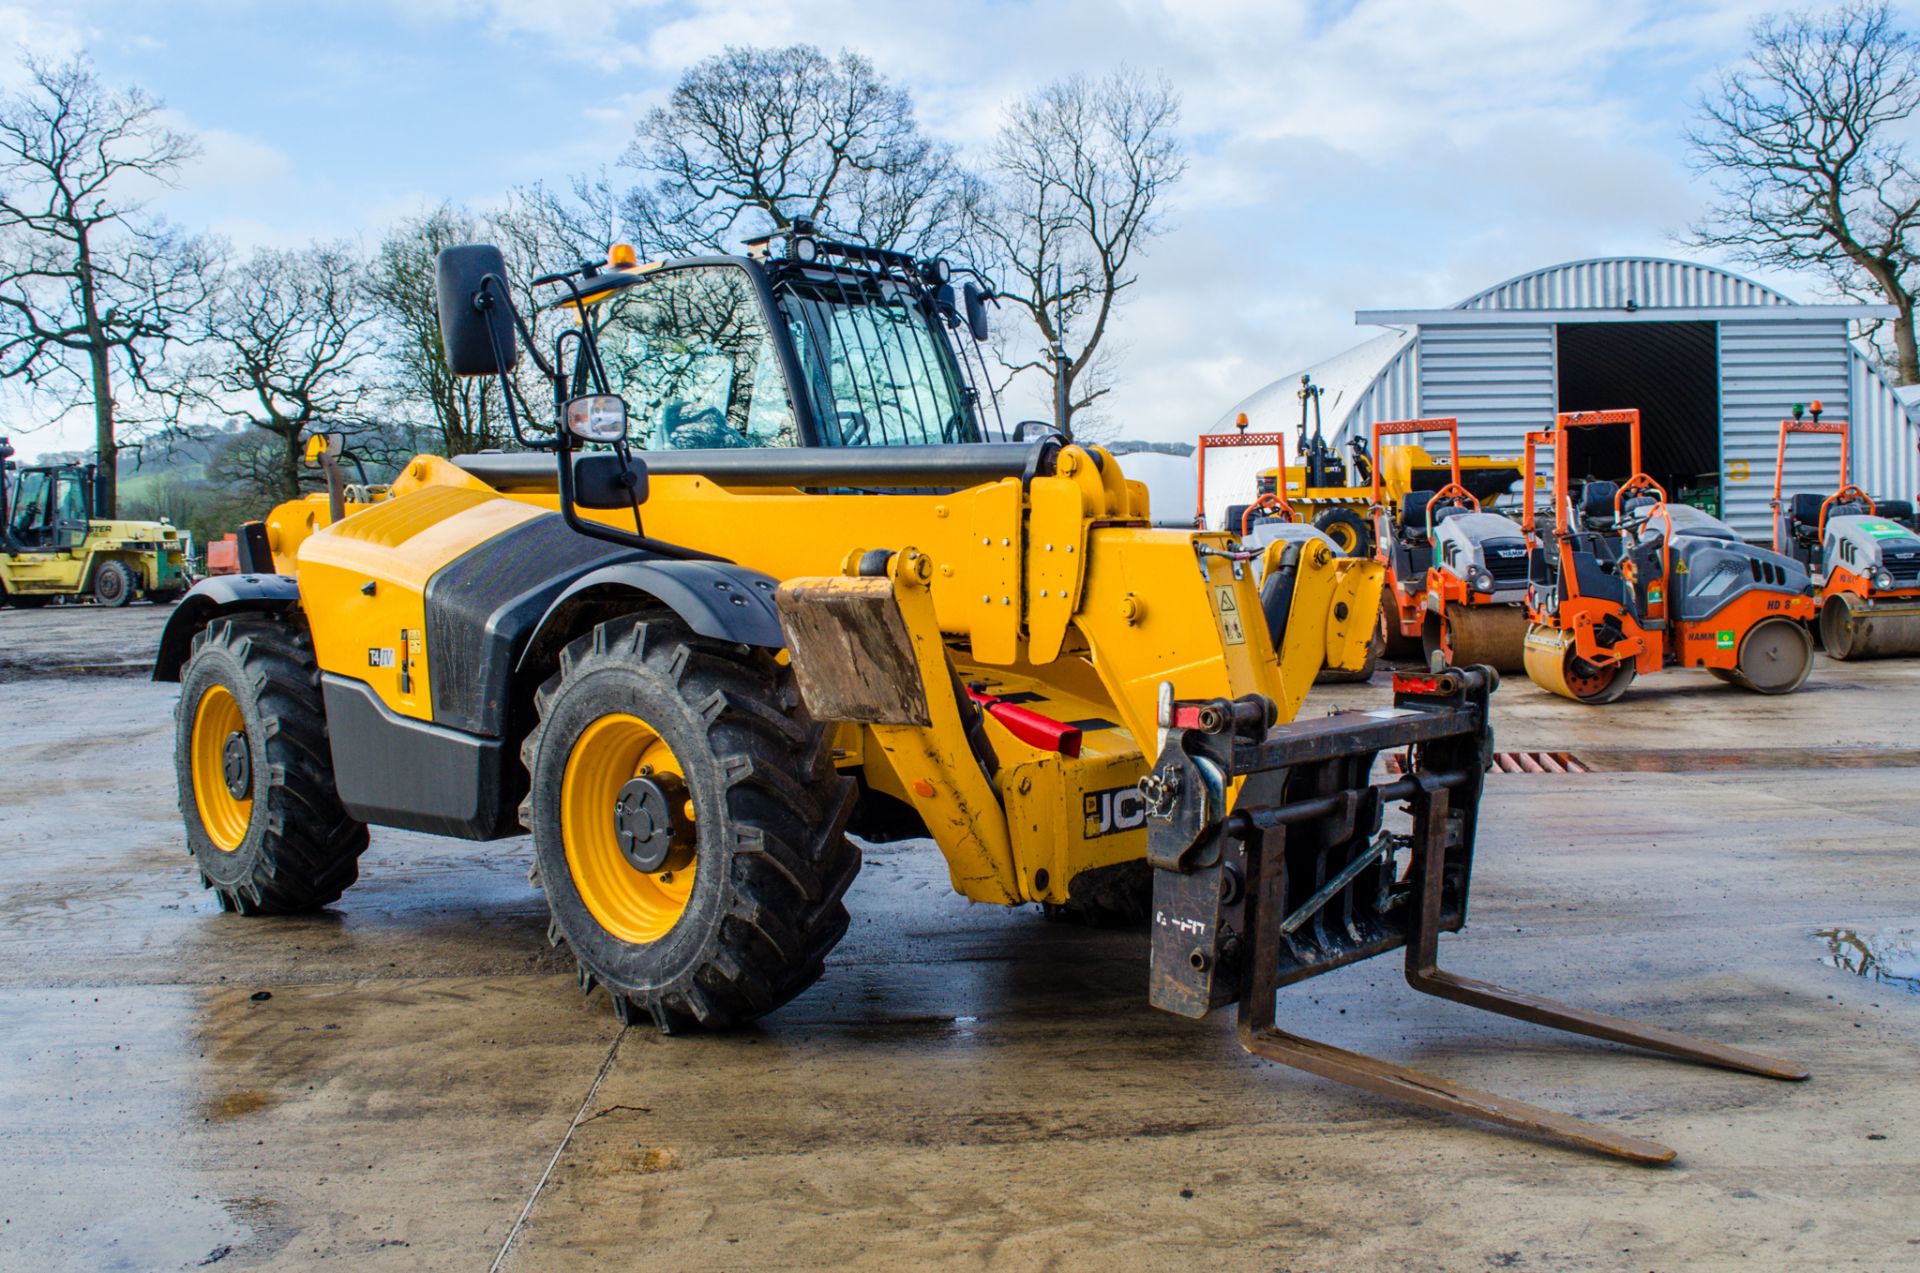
[1453,256,1795,311]
[1223,257,1813,434]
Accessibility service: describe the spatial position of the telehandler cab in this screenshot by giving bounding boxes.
[156,230,1803,1163]
[1521,409,1817,703]
[1771,402,1920,660]
[1369,417,1531,672]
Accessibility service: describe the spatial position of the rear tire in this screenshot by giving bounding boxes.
[1380,581,1422,660]
[1313,506,1373,558]
[174,616,369,913]
[522,613,859,1031]
[92,559,136,607]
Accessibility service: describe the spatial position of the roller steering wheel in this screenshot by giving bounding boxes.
[1241,492,1296,537]
[1613,473,1668,528]
[1422,481,1479,541]
[1818,484,1876,538]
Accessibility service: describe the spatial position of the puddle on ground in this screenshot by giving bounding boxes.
[1814,927,1920,994]
[199,1087,279,1120]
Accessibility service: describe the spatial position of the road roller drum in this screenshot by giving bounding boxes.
[1522,623,1638,704]
[1819,591,1920,660]
[1427,604,1529,673]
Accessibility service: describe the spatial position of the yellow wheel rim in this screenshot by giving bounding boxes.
[191,685,253,852]
[1327,522,1359,553]
[560,713,697,945]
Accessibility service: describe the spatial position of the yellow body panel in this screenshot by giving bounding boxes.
[295,486,545,720]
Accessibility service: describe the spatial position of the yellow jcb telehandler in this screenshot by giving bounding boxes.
[155,228,1803,1162]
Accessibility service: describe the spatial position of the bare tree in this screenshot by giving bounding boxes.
[1688,2,1920,383]
[490,178,641,399]
[369,205,509,456]
[0,55,215,514]
[163,243,379,503]
[975,71,1184,438]
[622,45,978,257]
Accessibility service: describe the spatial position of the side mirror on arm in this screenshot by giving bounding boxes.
[962,282,990,342]
[564,394,629,443]
[434,244,521,376]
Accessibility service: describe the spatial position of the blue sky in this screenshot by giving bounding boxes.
[8,0,1904,456]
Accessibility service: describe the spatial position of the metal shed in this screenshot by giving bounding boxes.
[1218,257,1919,538]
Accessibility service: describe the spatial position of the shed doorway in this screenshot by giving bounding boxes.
[1556,320,1721,514]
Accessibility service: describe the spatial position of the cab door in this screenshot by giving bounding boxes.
[49,469,91,549]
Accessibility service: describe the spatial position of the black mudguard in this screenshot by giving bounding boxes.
[422,514,785,739]
[515,558,786,689]
[152,574,303,682]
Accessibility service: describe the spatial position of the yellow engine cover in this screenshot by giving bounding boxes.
[296,486,545,720]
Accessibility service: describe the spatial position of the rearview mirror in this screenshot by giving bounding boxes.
[564,394,630,443]
[962,282,990,342]
[435,244,520,377]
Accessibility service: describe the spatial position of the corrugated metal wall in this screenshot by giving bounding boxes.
[1459,257,1793,311]
[1849,345,1920,504]
[1417,324,1555,459]
[1718,321,1851,535]
[1232,260,1916,540]
[1347,337,1421,437]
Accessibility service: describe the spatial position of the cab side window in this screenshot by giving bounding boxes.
[591,266,797,450]
[9,471,48,541]
[53,473,87,524]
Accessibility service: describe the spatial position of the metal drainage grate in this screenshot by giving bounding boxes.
[1384,751,1589,776]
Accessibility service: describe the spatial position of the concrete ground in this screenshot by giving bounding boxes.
[0,606,1916,1272]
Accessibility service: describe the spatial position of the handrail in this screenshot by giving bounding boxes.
[1422,481,1480,541]
[1613,472,1668,522]
[453,440,1058,493]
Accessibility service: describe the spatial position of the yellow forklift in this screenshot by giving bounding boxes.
[0,438,193,607]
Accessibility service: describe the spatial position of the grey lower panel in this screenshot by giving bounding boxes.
[321,674,517,841]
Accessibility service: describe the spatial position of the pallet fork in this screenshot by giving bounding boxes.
[1141,666,1807,1163]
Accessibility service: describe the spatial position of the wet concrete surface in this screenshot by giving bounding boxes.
[0,602,173,679]
[2,609,1918,1270]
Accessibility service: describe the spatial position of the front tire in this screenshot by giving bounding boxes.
[92,559,136,607]
[522,614,859,1031]
[1315,625,1382,684]
[174,616,369,913]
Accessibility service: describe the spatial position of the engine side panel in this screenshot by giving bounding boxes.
[297,486,545,721]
